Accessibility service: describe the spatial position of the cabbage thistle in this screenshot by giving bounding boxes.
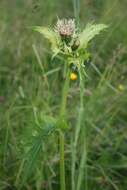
[33,18,108,190]
[34,18,107,72]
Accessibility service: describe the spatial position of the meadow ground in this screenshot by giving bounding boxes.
[0,0,127,190]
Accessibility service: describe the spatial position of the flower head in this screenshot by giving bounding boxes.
[55,18,76,38]
[34,18,107,63]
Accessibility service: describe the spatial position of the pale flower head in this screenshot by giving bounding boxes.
[55,18,76,38]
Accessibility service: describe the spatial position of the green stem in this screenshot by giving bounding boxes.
[60,68,70,118]
[73,0,80,26]
[59,131,66,190]
[76,68,88,190]
[71,66,85,190]
[59,66,70,190]
[76,128,87,190]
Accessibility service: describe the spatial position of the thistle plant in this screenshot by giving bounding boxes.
[27,19,107,190]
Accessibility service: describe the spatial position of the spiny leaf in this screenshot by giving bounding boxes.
[33,26,57,43]
[19,116,57,189]
[78,24,108,49]
[33,26,60,55]
[19,135,43,189]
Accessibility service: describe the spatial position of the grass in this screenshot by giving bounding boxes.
[0,0,127,190]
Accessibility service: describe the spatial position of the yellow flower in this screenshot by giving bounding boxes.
[118,84,125,91]
[70,72,78,81]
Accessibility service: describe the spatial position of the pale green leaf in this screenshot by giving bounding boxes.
[19,123,57,189]
[33,26,60,53]
[78,24,108,49]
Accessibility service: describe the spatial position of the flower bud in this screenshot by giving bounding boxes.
[71,39,80,51]
[70,72,78,81]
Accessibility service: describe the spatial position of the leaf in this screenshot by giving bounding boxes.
[78,24,108,49]
[19,135,42,189]
[19,115,57,189]
[33,26,57,44]
[33,26,60,55]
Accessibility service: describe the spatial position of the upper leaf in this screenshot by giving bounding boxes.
[33,26,60,55]
[78,24,108,49]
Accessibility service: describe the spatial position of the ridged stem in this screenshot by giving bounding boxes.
[76,67,87,190]
[59,131,66,190]
[59,66,70,190]
[71,65,85,190]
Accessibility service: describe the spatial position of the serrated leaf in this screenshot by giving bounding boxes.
[19,115,57,189]
[33,26,60,54]
[19,135,42,189]
[78,24,108,49]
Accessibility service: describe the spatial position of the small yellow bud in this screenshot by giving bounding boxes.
[118,84,125,91]
[70,72,78,81]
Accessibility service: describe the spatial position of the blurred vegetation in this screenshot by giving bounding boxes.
[0,0,127,190]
